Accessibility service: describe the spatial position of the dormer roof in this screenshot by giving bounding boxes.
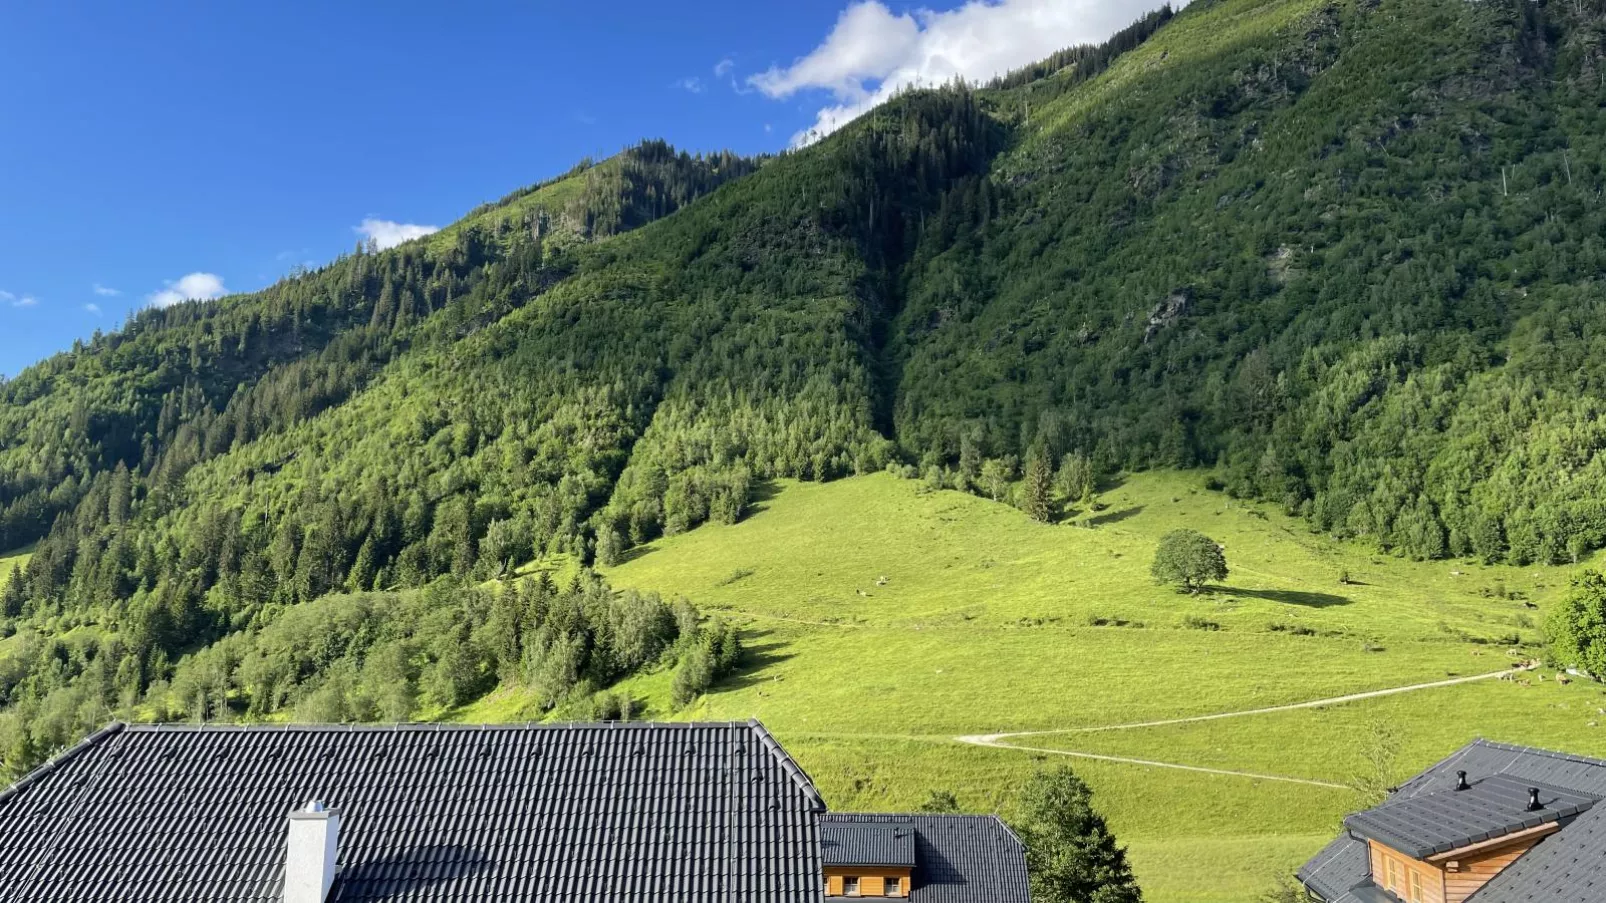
[1344,774,1598,858]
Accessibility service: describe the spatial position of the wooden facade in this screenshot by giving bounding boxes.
[824,865,912,898]
[1366,825,1559,903]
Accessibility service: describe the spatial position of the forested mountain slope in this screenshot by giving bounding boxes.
[2,0,1605,771]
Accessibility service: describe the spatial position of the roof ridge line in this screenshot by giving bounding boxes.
[1478,737,1606,770]
[117,720,730,733]
[986,814,1027,852]
[747,719,827,812]
[822,811,1005,824]
[0,721,125,806]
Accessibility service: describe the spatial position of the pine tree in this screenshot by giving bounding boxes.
[348,535,379,592]
[1021,450,1056,523]
[0,565,24,618]
[1014,766,1142,903]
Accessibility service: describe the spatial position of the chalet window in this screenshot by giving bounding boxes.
[1408,870,1424,903]
[844,876,860,897]
[884,876,904,896]
[1384,857,1401,894]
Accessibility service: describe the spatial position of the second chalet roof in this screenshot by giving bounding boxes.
[1344,772,1600,858]
[821,817,916,867]
[820,814,1031,903]
[0,720,826,903]
[1299,739,1606,903]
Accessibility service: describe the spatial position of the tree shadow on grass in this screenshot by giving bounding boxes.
[718,632,797,692]
[1221,586,1353,607]
[744,479,783,517]
[610,542,660,566]
[1083,505,1145,527]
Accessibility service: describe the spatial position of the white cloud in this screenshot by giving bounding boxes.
[85,303,101,315]
[0,291,12,303]
[753,0,1176,145]
[354,218,439,250]
[677,76,707,94]
[11,295,38,308]
[714,58,735,78]
[148,272,228,308]
[92,283,120,297]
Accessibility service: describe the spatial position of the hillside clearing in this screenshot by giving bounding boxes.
[589,470,1603,903]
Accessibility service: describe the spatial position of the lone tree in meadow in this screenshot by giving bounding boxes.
[1548,569,1606,678]
[1150,529,1227,593]
[1014,765,1143,903]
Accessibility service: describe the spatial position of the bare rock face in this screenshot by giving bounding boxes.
[1144,288,1191,343]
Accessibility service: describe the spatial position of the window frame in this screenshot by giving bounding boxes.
[884,875,903,896]
[844,876,861,897]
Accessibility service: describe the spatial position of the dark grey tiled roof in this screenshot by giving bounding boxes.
[821,818,916,867]
[1470,805,1606,903]
[1344,774,1598,858]
[1298,739,1606,903]
[821,814,1030,903]
[1296,834,1372,903]
[0,720,826,903]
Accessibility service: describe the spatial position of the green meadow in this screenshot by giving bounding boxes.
[573,470,1606,903]
[0,546,30,586]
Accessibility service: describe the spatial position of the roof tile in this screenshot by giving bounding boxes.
[0,721,824,903]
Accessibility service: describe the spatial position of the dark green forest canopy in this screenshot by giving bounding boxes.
[2,0,1606,772]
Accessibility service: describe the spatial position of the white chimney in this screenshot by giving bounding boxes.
[285,800,340,903]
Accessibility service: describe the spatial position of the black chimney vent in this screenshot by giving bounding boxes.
[1455,771,1470,791]
[1527,787,1544,811]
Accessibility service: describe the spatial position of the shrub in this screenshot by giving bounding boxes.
[1548,570,1606,678]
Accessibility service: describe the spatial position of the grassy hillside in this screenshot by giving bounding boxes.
[0,548,29,587]
[7,5,1606,894]
[582,470,1600,903]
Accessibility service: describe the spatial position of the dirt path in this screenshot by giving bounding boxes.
[956,665,1530,787]
[962,741,1351,789]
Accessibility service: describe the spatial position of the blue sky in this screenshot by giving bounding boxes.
[0,0,1167,376]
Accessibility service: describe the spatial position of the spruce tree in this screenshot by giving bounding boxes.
[0,565,24,618]
[1015,766,1142,903]
[1021,450,1056,522]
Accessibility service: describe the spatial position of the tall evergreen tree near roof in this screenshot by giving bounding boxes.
[1014,765,1143,903]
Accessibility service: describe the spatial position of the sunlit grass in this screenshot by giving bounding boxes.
[0,544,33,587]
[581,469,1586,903]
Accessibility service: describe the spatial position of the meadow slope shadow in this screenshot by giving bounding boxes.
[1220,586,1353,607]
